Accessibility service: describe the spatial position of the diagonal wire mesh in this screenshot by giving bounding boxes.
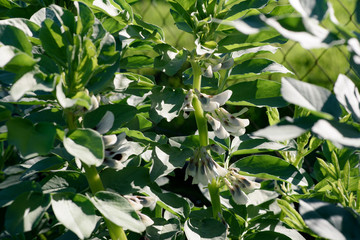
[132,0,360,89]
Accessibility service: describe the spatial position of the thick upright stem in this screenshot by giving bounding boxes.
[64,111,127,240]
[208,179,222,220]
[190,60,209,147]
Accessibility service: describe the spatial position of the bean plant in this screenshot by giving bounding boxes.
[0,0,359,239]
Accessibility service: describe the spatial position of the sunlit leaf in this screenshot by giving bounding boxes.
[150,145,193,180]
[227,79,287,107]
[333,74,360,123]
[91,191,146,233]
[146,218,181,240]
[5,192,50,235]
[149,86,185,122]
[299,199,360,240]
[312,119,360,148]
[51,192,97,239]
[0,24,32,55]
[231,155,308,186]
[253,116,318,141]
[184,217,226,240]
[281,77,342,119]
[63,128,104,166]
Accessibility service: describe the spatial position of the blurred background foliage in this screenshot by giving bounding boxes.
[131,0,360,89]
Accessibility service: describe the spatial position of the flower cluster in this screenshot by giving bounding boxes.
[224,168,260,205]
[185,146,227,185]
[94,111,144,169]
[125,195,156,227]
[182,89,249,139]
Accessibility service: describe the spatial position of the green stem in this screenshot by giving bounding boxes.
[190,60,209,147]
[83,164,128,240]
[64,110,127,240]
[155,204,162,218]
[208,179,222,220]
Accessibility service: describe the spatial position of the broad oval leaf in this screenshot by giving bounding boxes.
[83,103,137,131]
[229,59,291,81]
[146,218,181,240]
[51,192,97,239]
[101,167,150,195]
[149,86,185,122]
[150,145,193,181]
[230,155,308,186]
[253,116,318,141]
[5,191,50,235]
[334,74,360,123]
[184,217,227,240]
[312,119,360,148]
[91,191,146,233]
[7,118,56,158]
[299,199,360,240]
[63,128,104,166]
[0,24,32,55]
[281,77,342,119]
[228,79,288,107]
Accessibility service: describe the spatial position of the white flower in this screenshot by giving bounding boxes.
[124,195,155,227]
[224,169,260,205]
[103,132,145,170]
[182,90,195,118]
[194,89,232,112]
[208,108,249,138]
[185,146,227,185]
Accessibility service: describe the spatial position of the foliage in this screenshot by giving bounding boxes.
[0,0,359,239]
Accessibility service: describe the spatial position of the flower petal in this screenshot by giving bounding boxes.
[95,111,114,134]
[211,90,232,106]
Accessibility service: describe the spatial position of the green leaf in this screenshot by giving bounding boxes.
[0,45,37,73]
[91,191,146,233]
[83,103,137,132]
[245,231,292,240]
[312,119,360,148]
[227,79,287,107]
[7,118,56,158]
[0,104,11,122]
[229,59,291,80]
[231,135,288,155]
[51,192,97,239]
[0,24,32,55]
[334,74,360,123]
[0,181,40,207]
[169,1,194,33]
[21,156,65,180]
[253,116,318,141]
[225,0,270,20]
[63,128,104,167]
[0,18,40,38]
[101,167,150,195]
[281,77,342,119]
[149,86,185,122]
[10,71,54,101]
[150,145,193,181]
[5,192,50,235]
[290,0,328,21]
[146,218,181,240]
[41,171,88,194]
[154,46,187,76]
[231,155,308,186]
[261,15,340,49]
[74,1,95,36]
[120,55,153,68]
[184,217,227,240]
[39,18,68,66]
[299,199,360,240]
